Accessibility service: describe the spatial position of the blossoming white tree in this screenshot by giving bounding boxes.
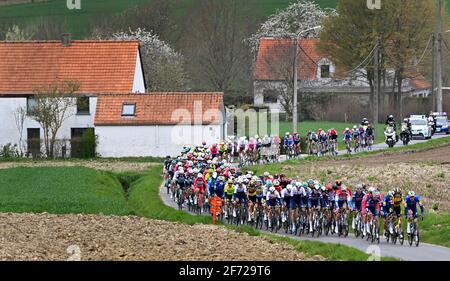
[112,28,187,91]
[247,0,334,54]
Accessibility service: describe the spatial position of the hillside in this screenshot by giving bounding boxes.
[0,0,338,39]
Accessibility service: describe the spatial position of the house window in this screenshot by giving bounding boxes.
[320,65,330,78]
[77,97,90,115]
[263,90,278,104]
[122,103,136,116]
[26,97,38,115]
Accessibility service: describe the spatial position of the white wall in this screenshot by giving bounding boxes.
[132,50,146,93]
[0,97,97,154]
[96,124,223,157]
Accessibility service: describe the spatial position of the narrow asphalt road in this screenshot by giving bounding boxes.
[160,133,450,261]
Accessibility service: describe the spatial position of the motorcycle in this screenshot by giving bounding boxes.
[400,126,411,146]
[384,126,397,148]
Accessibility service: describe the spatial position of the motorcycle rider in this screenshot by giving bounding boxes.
[385,114,399,142]
[400,118,412,142]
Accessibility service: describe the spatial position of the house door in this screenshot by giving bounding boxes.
[27,128,41,158]
[71,128,95,158]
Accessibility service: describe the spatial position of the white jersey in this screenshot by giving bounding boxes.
[266,190,280,201]
[291,186,307,197]
[281,188,291,198]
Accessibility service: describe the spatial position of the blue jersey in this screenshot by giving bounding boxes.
[352,191,365,210]
[215,180,225,198]
[343,131,352,140]
[383,195,394,213]
[405,196,424,215]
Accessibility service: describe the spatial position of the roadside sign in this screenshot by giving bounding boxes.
[210,196,222,224]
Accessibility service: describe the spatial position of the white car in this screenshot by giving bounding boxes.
[410,117,432,139]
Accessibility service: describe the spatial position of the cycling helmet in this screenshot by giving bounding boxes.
[197,173,203,178]
[393,187,402,194]
[357,183,363,189]
[389,115,394,119]
[353,125,358,129]
[263,172,270,177]
[266,181,273,187]
[269,186,276,192]
[212,172,218,179]
[321,185,326,191]
[341,186,347,192]
[273,180,280,186]
[403,118,408,123]
[368,186,375,193]
[345,127,350,131]
[335,180,342,187]
[388,190,394,197]
[408,191,415,197]
[246,174,252,180]
[307,179,315,186]
[314,184,320,190]
[325,183,333,191]
[286,132,290,135]
[219,176,225,181]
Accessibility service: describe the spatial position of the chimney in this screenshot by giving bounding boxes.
[61,34,71,47]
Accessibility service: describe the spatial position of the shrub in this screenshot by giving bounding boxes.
[0,143,20,158]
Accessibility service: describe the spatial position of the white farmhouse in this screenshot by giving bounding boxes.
[253,38,432,113]
[94,93,226,157]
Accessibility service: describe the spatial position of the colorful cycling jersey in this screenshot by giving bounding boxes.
[290,186,307,197]
[366,196,381,211]
[247,185,257,197]
[194,178,206,193]
[343,130,352,140]
[392,195,404,208]
[308,190,323,207]
[233,185,247,201]
[382,195,394,213]
[352,191,365,210]
[266,190,280,201]
[335,190,352,208]
[215,180,225,197]
[224,184,235,196]
[280,188,291,198]
[405,196,424,215]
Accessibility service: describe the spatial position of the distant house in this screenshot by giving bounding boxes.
[253,38,431,113]
[0,37,226,157]
[95,93,226,157]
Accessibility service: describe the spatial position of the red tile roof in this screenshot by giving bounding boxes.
[0,40,140,94]
[405,68,431,90]
[95,93,224,126]
[254,38,321,81]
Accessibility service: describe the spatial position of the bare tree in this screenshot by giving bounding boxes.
[181,0,259,103]
[28,81,80,158]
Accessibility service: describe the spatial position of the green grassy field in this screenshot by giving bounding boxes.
[0,0,337,39]
[0,166,130,214]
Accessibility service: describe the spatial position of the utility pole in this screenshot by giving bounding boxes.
[436,0,443,112]
[432,33,436,111]
[293,39,299,134]
[373,38,380,125]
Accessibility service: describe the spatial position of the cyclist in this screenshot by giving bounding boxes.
[232,180,247,219]
[343,127,353,152]
[334,186,352,233]
[382,190,395,237]
[293,132,301,156]
[224,179,235,218]
[329,128,338,151]
[247,180,257,222]
[281,184,292,223]
[365,190,382,239]
[405,191,425,235]
[308,184,324,231]
[352,183,365,230]
[215,176,226,198]
[391,187,405,238]
[290,181,306,233]
[266,186,281,228]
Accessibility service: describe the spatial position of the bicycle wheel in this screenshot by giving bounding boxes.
[415,228,420,247]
